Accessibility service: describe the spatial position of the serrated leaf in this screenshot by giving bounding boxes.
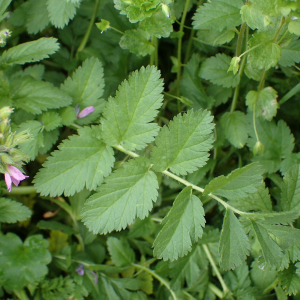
[241,3,271,30]
[0,0,11,16]
[0,233,51,290]
[39,129,59,155]
[196,28,235,46]
[101,66,164,151]
[192,0,243,31]
[251,220,284,267]
[119,29,155,56]
[61,57,105,124]
[247,32,281,70]
[199,53,240,88]
[48,230,68,253]
[34,126,115,197]
[279,38,300,67]
[153,187,205,261]
[0,37,59,67]
[47,0,79,28]
[219,210,250,270]
[13,64,45,81]
[107,237,135,267]
[279,263,300,295]
[40,111,62,131]
[26,0,50,34]
[246,87,278,121]
[140,9,173,38]
[17,120,43,161]
[220,111,248,148]
[151,109,214,175]
[37,220,76,235]
[229,182,272,212]
[0,198,31,223]
[281,164,300,211]
[81,158,158,234]
[288,19,300,36]
[11,76,72,114]
[203,163,264,199]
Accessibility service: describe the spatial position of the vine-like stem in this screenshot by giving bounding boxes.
[132,263,177,300]
[202,245,231,297]
[76,0,100,55]
[176,0,191,96]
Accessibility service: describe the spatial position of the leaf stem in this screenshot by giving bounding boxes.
[202,245,231,296]
[262,278,279,294]
[13,290,29,300]
[176,0,191,96]
[4,186,37,195]
[132,263,177,300]
[208,282,225,298]
[76,0,100,55]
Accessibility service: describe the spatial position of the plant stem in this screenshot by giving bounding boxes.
[208,282,224,298]
[279,82,300,105]
[176,0,191,96]
[132,263,177,300]
[5,186,37,195]
[76,0,100,55]
[13,290,29,300]
[262,278,279,294]
[202,245,231,296]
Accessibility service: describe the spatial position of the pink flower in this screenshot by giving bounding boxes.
[4,165,29,192]
[77,106,95,119]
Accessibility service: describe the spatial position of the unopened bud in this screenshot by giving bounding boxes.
[253,141,264,156]
[0,106,13,119]
[14,130,32,145]
[5,133,14,148]
[0,118,10,134]
[77,106,95,119]
[0,29,11,39]
[0,153,14,165]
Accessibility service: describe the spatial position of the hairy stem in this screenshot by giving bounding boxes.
[202,245,231,296]
[76,0,100,54]
[132,263,177,300]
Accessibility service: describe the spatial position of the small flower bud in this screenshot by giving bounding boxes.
[0,106,13,119]
[0,118,10,134]
[5,133,14,148]
[253,141,264,156]
[77,106,95,119]
[13,130,32,145]
[0,153,14,165]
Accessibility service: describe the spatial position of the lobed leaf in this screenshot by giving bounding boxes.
[101,66,164,151]
[34,126,115,197]
[0,198,31,223]
[81,158,159,234]
[151,109,214,175]
[153,187,205,261]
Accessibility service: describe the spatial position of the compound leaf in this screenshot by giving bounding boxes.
[0,37,59,67]
[34,126,115,197]
[203,163,264,200]
[151,109,214,175]
[192,0,243,32]
[220,111,248,149]
[199,53,240,88]
[101,66,164,151]
[219,209,250,270]
[153,187,205,261]
[81,158,158,234]
[0,198,31,223]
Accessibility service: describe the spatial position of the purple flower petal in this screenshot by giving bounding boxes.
[77,106,95,119]
[76,264,85,276]
[4,172,12,192]
[7,165,28,181]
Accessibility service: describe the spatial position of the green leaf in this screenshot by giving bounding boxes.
[11,76,72,114]
[61,57,105,123]
[0,198,31,223]
[151,109,214,175]
[281,164,300,211]
[220,111,248,148]
[192,0,243,31]
[26,0,50,34]
[81,157,159,234]
[37,220,76,235]
[140,9,173,38]
[246,87,278,121]
[196,28,235,46]
[279,263,300,295]
[0,233,51,290]
[229,182,272,212]
[39,129,59,155]
[17,120,43,161]
[288,19,300,36]
[119,29,155,56]
[279,37,300,67]
[180,54,214,109]
[0,37,59,67]
[247,32,281,70]
[47,0,79,28]
[129,217,155,238]
[107,237,135,267]
[153,187,205,261]
[219,210,250,270]
[101,66,164,151]
[14,64,45,81]
[203,163,264,199]
[34,126,115,197]
[40,111,62,131]
[0,0,11,17]
[199,53,240,88]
